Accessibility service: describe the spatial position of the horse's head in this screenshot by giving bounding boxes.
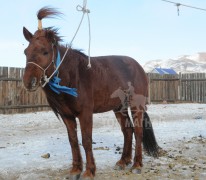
[23,7,62,91]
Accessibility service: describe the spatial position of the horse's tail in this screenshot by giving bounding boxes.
[143,112,159,157]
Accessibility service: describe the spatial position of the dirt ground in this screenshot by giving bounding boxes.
[4,136,205,180]
[1,104,206,180]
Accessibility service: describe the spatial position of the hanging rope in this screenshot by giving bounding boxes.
[161,0,206,16]
[76,0,91,68]
[62,0,91,69]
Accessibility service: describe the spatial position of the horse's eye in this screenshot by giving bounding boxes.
[43,51,48,55]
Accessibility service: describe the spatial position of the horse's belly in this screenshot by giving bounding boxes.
[93,98,120,113]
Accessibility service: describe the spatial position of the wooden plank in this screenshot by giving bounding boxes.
[0,104,49,109]
[180,73,183,100]
[2,67,9,114]
[0,67,3,113]
[16,68,22,113]
[0,77,22,81]
[187,73,190,101]
[9,68,15,113]
[204,73,205,102]
[150,78,179,81]
[200,73,203,102]
[181,78,206,81]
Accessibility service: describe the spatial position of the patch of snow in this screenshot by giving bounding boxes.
[0,104,206,179]
[143,52,206,73]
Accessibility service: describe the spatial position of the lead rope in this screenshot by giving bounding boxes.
[76,0,92,68]
[42,0,91,87]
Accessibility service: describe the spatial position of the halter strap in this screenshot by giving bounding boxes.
[27,61,45,71]
[26,46,78,97]
[26,44,55,86]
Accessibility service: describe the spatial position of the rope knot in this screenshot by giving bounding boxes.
[76,5,90,13]
[42,75,50,87]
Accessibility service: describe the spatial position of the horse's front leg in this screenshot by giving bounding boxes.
[62,116,83,179]
[78,110,96,179]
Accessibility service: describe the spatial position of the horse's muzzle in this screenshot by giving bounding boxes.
[23,77,39,91]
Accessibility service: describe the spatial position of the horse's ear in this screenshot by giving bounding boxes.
[23,27,33,42]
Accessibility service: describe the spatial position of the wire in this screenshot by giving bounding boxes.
[161,0,206,15]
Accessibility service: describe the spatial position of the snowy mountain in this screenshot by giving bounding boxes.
[143,52,206,73]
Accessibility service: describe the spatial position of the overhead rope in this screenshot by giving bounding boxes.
[161,0,206,16]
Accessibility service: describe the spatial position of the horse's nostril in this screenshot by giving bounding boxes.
[31,77,37,87]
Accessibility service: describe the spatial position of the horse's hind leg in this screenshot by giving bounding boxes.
[130,107,143,174]
[113,109,133,170]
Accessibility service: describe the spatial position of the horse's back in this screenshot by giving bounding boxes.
[90,55,148,113]
[92,55,147,91]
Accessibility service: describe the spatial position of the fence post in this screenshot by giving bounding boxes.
[147,73,151,104]
[178,72,182,101]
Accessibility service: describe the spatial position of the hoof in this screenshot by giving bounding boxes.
[131,168,141,174]
[81,171,94,180]
[68,173,81,180]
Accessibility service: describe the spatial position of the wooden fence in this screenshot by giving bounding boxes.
[1,66,206,114]
[0,67,49,114]
[180,73,206,102]
[149,73,206,103]
[148,73,179,103]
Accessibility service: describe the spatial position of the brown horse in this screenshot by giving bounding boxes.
[22,7,159,180]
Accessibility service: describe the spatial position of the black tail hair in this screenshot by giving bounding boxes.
[143,112,159,157]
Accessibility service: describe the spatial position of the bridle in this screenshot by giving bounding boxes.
[26,43,57,87]
[26,42,78,97]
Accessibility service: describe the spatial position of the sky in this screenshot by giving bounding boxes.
[1,0,206,67]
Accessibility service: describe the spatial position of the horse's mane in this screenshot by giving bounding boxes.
[72,49,88,58]
[37,6,63,20]
[36,7,63,43]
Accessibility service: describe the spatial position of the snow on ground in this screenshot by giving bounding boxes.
[0,103,206,179]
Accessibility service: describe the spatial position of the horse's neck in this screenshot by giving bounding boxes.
[59,48,83,67]
[58,48,82,85]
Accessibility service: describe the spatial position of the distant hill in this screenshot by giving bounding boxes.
[143,52,206,73]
